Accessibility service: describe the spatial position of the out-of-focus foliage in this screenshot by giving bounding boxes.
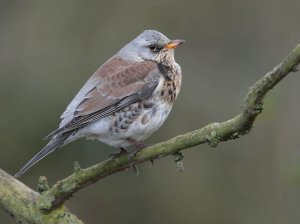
[1,1,300,223]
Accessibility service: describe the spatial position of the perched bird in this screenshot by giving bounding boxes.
[15,30,184,177]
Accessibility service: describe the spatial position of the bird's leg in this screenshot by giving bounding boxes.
[124,138,148,175]
[109,147,128,159]
[126,138,150,155]
[126,138,155,169]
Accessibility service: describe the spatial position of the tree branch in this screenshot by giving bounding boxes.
[37,43,300,211]
[1,43,299,223]
[0,168,84,224]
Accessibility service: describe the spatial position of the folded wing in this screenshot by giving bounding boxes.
[47,58,161,139]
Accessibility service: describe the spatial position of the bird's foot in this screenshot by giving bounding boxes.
[109,147,128,159]
[126,138,152,159]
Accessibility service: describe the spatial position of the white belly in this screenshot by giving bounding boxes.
[75,102,173,148]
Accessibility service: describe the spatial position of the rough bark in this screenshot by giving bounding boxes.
[0,169,83,224]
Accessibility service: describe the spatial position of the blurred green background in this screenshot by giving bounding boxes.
[1,0,300,223]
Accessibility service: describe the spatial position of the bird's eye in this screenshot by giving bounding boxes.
[148,45,157,51]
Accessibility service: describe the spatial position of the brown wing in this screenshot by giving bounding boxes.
[75,63,155,116]
[46,58,160,139]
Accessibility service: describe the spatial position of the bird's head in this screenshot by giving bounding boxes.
[119,30,185,65]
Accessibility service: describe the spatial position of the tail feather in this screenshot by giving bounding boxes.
[14,134,69,178]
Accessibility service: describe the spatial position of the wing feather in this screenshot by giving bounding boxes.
[46,58,161,139]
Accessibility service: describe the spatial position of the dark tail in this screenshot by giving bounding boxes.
[14,134,70,178]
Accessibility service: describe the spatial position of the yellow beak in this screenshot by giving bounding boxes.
[165,39,185,49]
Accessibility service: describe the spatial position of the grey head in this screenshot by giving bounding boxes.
[118,30,184,63]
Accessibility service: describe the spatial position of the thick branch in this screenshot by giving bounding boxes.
[36,43,300,211]
[0,169,83,223]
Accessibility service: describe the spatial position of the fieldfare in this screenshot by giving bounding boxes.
[15,30,184,177]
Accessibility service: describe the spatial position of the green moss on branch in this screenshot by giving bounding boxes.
[0,169,83,224]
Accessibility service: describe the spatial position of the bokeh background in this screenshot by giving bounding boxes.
[1,1,300,223]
